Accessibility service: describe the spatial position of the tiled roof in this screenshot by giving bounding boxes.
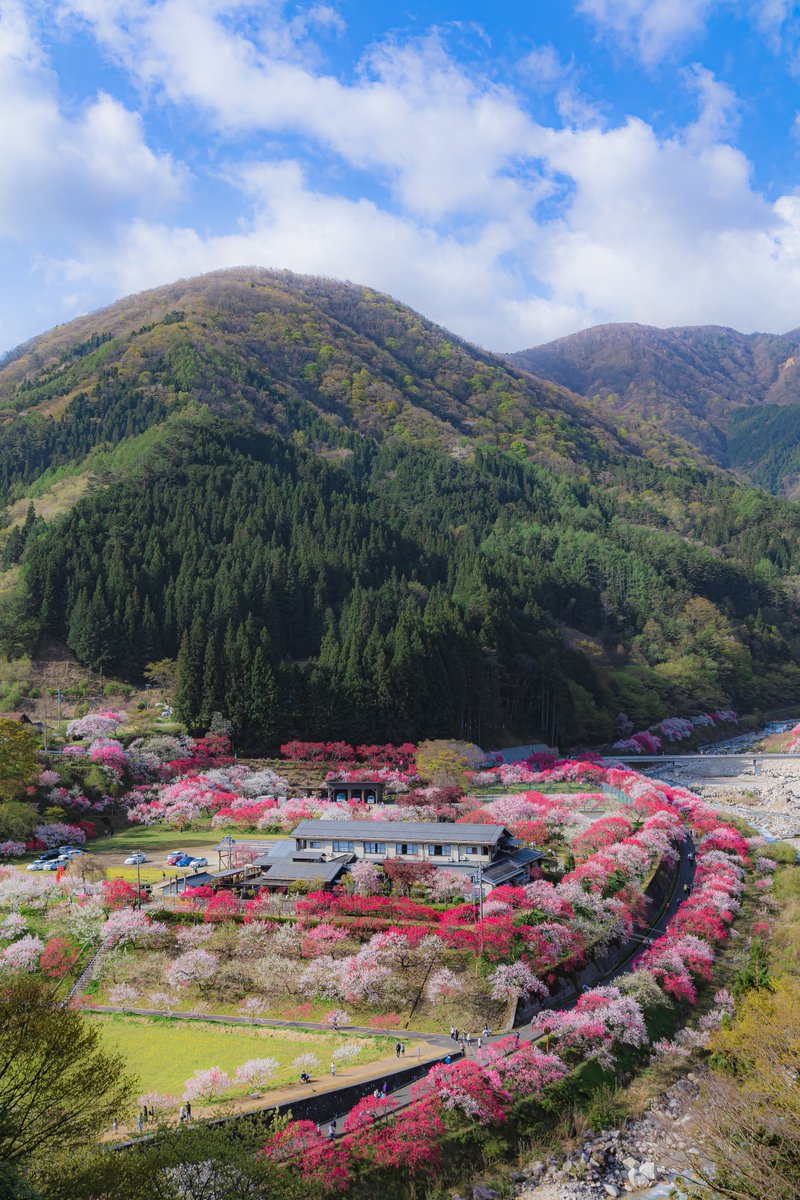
[292,820,510,844]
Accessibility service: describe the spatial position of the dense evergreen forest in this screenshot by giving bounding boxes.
[4,269,800,749]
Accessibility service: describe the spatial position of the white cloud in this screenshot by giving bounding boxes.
[576,0,800,66]
[5,0,800,358]
[519,43,604,127]
[576,0,716,64]
[62,2,548,223]
[682,63,740,144]
[0,0,183,242]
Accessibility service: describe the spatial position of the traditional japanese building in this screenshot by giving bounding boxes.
[290,819,542,889]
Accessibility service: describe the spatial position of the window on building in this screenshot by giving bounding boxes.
[396,843,419,856]
[464,845,489,856]
[427,844,451,857]
[309,841,322,849]
[332,840,354,852]
[364,842,386,855]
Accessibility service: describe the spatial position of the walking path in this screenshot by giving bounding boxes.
[83,1003,451,1044]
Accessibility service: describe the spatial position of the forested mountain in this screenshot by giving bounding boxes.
[508,322,800,492]
[3,268,800,751]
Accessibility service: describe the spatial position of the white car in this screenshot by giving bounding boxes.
[26,860,45,871]
[124,853,147,865]
[188,857,208,870]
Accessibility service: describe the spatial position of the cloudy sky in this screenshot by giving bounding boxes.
[3,0,800,354]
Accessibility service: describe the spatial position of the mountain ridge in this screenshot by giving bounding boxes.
[507,320,800,492]
[3,268,800,752]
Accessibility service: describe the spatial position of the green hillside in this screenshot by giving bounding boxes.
[3,269,800,749]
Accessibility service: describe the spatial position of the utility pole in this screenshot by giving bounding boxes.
[136,853,142,910]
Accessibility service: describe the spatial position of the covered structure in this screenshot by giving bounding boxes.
[325,779,385,805]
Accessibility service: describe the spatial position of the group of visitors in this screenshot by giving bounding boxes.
[394,1041,406,1057]
[114,1100,193,1136]
[449,1024,492,1052]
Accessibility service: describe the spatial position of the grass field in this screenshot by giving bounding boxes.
[90,1014,400,1099]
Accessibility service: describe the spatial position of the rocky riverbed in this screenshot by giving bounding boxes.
[505,1076,702,1199]
[650,757,800,841]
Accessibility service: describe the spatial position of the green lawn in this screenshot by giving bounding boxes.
[90,1014,397,1100]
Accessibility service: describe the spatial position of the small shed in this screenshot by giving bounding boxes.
[326,779,385,805]
[255,858,350,893]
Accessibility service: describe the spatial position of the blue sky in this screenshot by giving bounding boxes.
[3,1,800,354]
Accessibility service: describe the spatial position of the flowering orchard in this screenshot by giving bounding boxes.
[0,743,775,1188]
[61,748,756,1055]
[610,709,738,755]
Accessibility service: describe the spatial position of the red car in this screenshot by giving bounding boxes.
[166,851,188,866]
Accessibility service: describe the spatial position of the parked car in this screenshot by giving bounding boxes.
[166,851,188,865]
[58,849,82,860]
[171,854,194,868]
[124,853,147,865]
[39,849,62,862]
[188,857,208,870]
[26,860,45,871]
[41,861,61,871]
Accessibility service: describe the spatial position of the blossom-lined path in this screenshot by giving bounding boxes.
[84,1002,453,1046]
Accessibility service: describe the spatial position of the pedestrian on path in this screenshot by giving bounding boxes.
[178,1105,186,1124]
[328,1120,336,1141]
[330,1062,336,1078]
[185,1101,191,1121]
[136,1113,143,1134]
[477,1036,483,1050]
[381,1080,388,1096]
[400,1042,405,1056]
[112,1118,118,1134]
[395,1042,401,1058]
